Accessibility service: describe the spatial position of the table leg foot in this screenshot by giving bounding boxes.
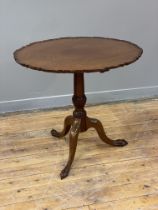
[87,117,128,147]
[51,115,73,138]
[60,165,70,179]
[60,118,81,179]
[112,139,128,146]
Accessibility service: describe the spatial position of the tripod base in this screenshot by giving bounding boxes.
[51,115,128,179]
[51,73,128,179]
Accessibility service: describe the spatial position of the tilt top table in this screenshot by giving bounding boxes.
[14,37,143,179]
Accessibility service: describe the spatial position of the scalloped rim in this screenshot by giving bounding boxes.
[14,37,143,74]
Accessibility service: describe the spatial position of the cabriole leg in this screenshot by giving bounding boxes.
[60,118,81,179]
[86,117,128,146]
[51,115,73,138]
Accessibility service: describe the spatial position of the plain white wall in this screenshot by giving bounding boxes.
[0,0,158,112]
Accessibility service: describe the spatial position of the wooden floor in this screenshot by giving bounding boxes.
[0,99,158,210]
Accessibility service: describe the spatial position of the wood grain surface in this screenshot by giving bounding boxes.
[14,37,143,73]
[0,99,158,210]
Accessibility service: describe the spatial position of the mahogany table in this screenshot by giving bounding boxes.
[14,37,143,179]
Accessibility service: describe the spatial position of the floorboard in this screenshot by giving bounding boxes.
[0,99,158,210]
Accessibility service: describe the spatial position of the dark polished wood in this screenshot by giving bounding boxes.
[51,73,128,179]
[73,73,87,132]
[86,117,127,147]
[14,37,143,73]
[60,118,81,179]
[51,115,73,138]
[14,37,143,179]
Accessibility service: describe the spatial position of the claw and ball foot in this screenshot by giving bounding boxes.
[51,115,73,138]
[86,118,128,147]
[60,118,81,179]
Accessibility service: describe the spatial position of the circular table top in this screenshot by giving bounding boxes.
[14,37,143,73]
